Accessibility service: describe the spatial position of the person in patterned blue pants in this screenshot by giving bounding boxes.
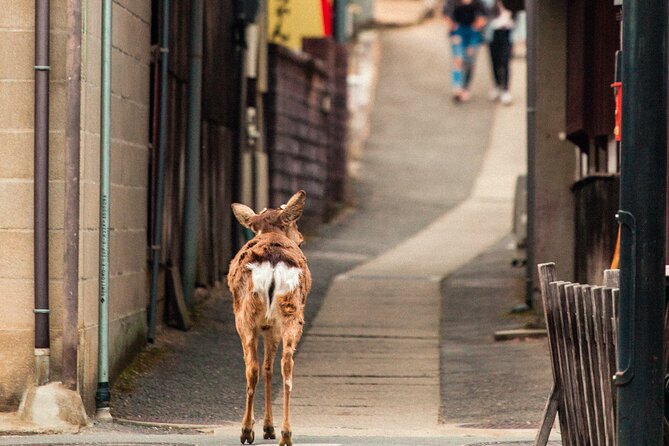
[443,0,487,102]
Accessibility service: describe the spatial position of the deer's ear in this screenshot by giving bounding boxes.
[281,190,306,223]
[231,203,256,228]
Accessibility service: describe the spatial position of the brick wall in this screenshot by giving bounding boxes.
[265,41,348,231]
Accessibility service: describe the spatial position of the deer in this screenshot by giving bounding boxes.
[228,190,311,446]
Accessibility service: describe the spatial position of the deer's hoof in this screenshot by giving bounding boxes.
[240,427,255,444]
[264,425,276,440]
[279,431,292,446]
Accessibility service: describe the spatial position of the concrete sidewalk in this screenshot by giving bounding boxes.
[283,47,553,441]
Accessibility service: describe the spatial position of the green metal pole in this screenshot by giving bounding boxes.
[95,0,112,419]
[148,0,170,343]
[181,0,204,308]
[334,0,347,43]
[616,0,667,443]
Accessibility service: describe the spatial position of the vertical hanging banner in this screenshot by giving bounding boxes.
[268,0,333,50]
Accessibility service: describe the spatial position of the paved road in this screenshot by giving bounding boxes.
[0,17,558,446]
[111,18,494,427]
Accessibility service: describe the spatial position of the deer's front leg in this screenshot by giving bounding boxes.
[240,332,259,444]
[262,329,280,440]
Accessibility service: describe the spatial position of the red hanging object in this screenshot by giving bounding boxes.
[611,81,622,142]
[321,0,333,36]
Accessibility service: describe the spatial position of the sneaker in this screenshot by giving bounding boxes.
[500,91,512,105]
[459,89,471,102]
[488,88,501,101]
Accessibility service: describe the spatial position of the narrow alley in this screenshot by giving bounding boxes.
[0,11,554,446]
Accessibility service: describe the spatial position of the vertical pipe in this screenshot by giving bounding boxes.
[334,0,347,43]
[181,0,204,308]
[616,0,667,443]
[63,0,82,391]
[523,0,536,311]
[34,0,51,387]
[96,0,112,418]
[148,0,170,343]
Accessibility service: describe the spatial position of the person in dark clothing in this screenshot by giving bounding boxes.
[487,0,515,105]
[443,0,488,102]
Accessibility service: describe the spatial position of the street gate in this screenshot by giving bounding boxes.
[534,263,619,446]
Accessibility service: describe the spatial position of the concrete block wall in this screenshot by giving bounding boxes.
[0,0,69,411]
[266,44,330,231]
[302,39,349,210]
[266,41,350,231]
[0,0,151,413]
[78,0,151,412]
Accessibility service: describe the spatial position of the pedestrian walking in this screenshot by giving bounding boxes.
[443,0,488,102]
[487,0,515,105]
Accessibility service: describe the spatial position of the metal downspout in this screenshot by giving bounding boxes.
[95,0,112,419]
[63,0,82,391]
[181,0,204,308]
[616,0,667,443]
[34,0,51,386]
[524,0,537,311]
[148,0,170,343]
[334,0,347,43]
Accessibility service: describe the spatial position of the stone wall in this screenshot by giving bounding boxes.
[0,0,152,413]
[0,0,69,411]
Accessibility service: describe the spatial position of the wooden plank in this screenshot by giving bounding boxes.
[537,264,572,445]
[603,287,617,444]
[554,281,578,446]
[603,269,620,288]
[583,286,606,445]
[493,328,547,341]
[564,283,589,445]
[574,285,596,445]
[593,286,615,446]
[168,266,193,330]
[534,383,560,446]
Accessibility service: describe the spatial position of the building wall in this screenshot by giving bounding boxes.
[78,0,151,411]
[266,44,330,231]
[0,0,151,413]
[532,0,576,290]
[0,0,69,411]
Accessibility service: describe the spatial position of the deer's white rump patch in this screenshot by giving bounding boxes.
[247,261,301,318]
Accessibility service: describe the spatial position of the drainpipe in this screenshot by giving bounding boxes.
[34,0,51,387]
[615,0,667,443]
[95,0,112,419]
[181,0,204,308]
[334,0,347,43]
[523,0,537,312]
[63,0,82,391]
[148,0,170,343]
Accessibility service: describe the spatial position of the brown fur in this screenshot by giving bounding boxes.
[228,191,311,446]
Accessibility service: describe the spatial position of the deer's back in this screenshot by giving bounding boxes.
[228,233,311,314]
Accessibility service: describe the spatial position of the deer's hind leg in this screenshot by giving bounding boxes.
[279,318,303,446]
[239,328,259,444]
[262,327,280,440]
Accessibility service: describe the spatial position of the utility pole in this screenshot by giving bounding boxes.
[616,0,667,443]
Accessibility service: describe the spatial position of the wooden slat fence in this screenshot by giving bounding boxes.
[535,263,619,446]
